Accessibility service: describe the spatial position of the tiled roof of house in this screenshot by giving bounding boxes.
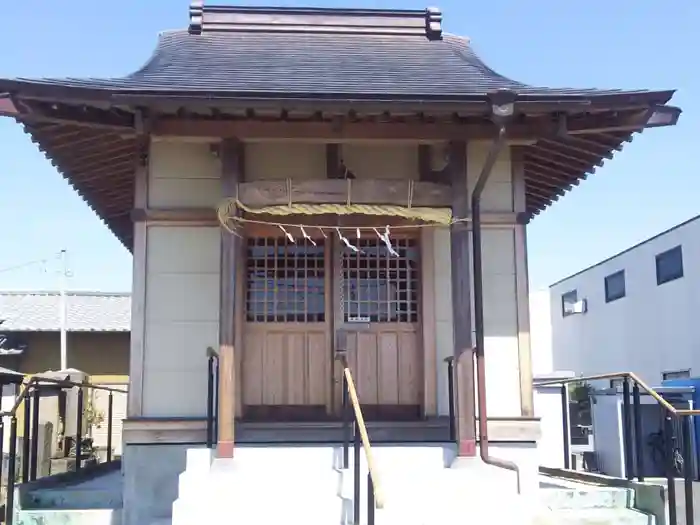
[5,29,661,100]
[0,292,131,332]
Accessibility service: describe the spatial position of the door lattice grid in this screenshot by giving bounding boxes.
[246,237,326,322]
[342,238,419,323]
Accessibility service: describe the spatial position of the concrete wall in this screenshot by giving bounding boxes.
[142,140,529,419]
[529,290,553,376]
[550,216,700,384]
[4,331,129,376]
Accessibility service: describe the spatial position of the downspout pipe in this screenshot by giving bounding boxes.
[471,91,522,493]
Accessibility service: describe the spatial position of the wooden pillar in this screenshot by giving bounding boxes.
[449,140,477,456]
[511,146,534,416]
[127,138,149,418]
[217,138,243,458]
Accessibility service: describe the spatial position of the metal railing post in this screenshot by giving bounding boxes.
[342,374,350,469]
[7,416,19,525]
[367,472,375,525]
[106,392,114,462]
[622,378,634,480]
[213,358,219,444]
[446,357,456,442]
[560,384,570,469]
[681,415,694,525]
[75,385,83,472]
[632,382,644,481]
[353,419,361,525]
[664,415,678,525]
[0,418,4,489]
[206,355,215,448]
[29,387,40,481]
[21,390,31,482]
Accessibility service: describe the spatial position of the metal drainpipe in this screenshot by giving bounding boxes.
[471,123,522,493]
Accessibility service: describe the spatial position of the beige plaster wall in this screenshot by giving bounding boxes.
[141,140,528,419]
[433,143,523,418]
[148,142,221,208]
[142,225,220,416]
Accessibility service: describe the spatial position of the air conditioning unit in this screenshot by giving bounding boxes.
[571,299,588,314]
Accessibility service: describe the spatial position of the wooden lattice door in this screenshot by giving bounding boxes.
[334,236,422,420]
[241,236,332,421]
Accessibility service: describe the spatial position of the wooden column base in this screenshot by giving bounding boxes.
[217,440,235,458]
[458,439,477,457]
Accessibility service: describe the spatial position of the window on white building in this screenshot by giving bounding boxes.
[561,290,578,317]
[662,369,691,381]
[604,270,626,303]
[655,245,683,285]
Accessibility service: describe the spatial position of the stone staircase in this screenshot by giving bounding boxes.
[10,445,660,525]
[171,444,657,525]
[538,479,657,524]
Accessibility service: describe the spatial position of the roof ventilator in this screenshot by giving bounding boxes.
[188,1,443,40]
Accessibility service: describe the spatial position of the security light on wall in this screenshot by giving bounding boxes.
[570,299,588,314]
[563,298,588,316]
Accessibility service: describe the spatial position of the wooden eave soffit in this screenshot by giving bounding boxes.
[0,96,135,131]
[150,107,678,141]
[0,95,680,139]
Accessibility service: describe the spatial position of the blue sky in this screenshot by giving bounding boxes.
[0,0,696,293]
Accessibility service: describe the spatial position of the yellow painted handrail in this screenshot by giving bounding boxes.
[534,371,700,416]
[342,365,385,509]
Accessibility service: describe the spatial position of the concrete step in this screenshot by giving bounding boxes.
[540,486,633,510]
[15,508,122,525]
[535,508,655,525]
[236,418,451,444]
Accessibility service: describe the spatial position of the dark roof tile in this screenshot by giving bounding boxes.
[9,31,651,101]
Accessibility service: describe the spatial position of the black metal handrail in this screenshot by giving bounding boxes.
[339,356,383,525]
[0,374,126,525]
[535,372,696,525]
[205,347,220,449]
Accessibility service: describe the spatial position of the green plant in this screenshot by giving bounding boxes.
[83,400,105,429]
[569,381,593,404]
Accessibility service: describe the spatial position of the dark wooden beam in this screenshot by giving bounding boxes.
[326,143,340,179]
[523,156,583,179]
[16,100,136,131]
[448,140,476,457]
[0,93,19,116]
[538,138,610,162]
[418,144,449,183]
[151,108,667,141]
[217,138,243,459]
[526,168,577,189]
[531,142,602,169]
[526,148,596,174]
[237,178,452,208]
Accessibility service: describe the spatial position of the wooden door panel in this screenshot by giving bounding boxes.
[397,331,420,405]
[337,236,423,419]
[346,325,420,407]
[241,236,332,420]
[243,325,329,408]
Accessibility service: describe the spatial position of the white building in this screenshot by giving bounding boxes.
[550,214,700,385]
[529,290,553,376]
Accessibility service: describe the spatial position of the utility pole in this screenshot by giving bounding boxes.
[59,249,68,370]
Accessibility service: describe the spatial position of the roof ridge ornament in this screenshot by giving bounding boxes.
[188,2,443,40]
[425,7,443,41]
[189,1,204,35]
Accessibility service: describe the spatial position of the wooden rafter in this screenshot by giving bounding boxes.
[16,100,135,130]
